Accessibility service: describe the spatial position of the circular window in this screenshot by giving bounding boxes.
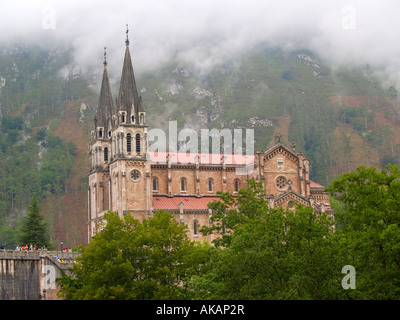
[130,169,141,182]
[276,176,287,190]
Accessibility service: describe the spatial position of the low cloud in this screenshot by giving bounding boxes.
[1,0,400,85]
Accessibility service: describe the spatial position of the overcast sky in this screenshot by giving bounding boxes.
[1,0,400,85]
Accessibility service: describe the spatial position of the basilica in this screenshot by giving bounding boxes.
[88,32,333,242]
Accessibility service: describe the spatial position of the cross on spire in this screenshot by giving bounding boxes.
[125,24,129,45]
[103,46,107,66]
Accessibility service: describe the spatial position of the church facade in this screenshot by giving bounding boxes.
[88,34,333,242]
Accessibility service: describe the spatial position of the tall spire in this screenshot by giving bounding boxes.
[95,47,114,134]
[117,24,143,121]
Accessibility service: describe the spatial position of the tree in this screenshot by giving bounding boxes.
[58,210,211,300]
[388,86,398,100]
[18,196,51,248]
[196,180,344,299]
[328,165,400,299]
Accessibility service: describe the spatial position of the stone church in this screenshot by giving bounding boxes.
[88,33,333,242]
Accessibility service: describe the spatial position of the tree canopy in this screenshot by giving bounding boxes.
[328,164,400,299]
[58,210,211,300]
[59,170,400,300]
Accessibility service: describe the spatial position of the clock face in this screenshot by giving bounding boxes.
[130,169,140,181]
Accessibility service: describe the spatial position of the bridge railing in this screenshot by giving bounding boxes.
[0,250,81,260]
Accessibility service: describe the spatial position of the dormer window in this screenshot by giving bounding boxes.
[139,114,144,125]
[98,127,104,138]
[119,112,126,124]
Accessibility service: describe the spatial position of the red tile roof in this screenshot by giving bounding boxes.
[148,151,254,165]
[153,196,222,211]
[310,180,325,189]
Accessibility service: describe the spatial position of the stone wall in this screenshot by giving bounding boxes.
[0,251,80,300]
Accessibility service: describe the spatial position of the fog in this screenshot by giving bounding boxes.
[1,0,400,85]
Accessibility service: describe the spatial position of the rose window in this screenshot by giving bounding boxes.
[276,176,287,189]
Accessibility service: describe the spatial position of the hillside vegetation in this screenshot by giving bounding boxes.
[0,43,399,248]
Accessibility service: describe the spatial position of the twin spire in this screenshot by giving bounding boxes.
[95,25,144,135]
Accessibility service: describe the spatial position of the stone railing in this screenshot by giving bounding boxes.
[0,250,80,260]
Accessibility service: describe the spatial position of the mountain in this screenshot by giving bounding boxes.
[0,43,399,248]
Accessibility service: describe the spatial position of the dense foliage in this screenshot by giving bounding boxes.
[58,211,211,300]
[328,165,400,299]
[59,170,400,300]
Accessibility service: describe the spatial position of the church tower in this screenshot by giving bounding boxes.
[109,26,151,219]
[88,27,152,239]
[88,47,114,239]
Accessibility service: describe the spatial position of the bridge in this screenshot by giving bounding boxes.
[0,250,80,300]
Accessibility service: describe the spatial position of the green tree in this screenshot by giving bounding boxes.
[18,196,51,248]
[328,165,400,299]
[58,210,211,300]
[196,180,344,299]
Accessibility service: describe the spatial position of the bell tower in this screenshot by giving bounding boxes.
[88,27,152,239]
[88,47,114,239]
[108,25,152,221]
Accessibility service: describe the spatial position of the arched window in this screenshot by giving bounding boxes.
[98,129,103,138]
[208,178,213,192]
[152,178,158,191]
[121,113,125,123]
[181,178,186,192]
[104,147,108,162]
[126,133,132,153]
[193,220,198,236]
[131,115,135,123]
[234,179,239,192]
[136,133,141,153]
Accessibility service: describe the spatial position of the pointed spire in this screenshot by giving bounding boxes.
[117,25,143,121]
[95,48,114,134]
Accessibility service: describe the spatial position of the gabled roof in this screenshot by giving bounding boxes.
[264,143,299,160]
[274,188,311,207]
